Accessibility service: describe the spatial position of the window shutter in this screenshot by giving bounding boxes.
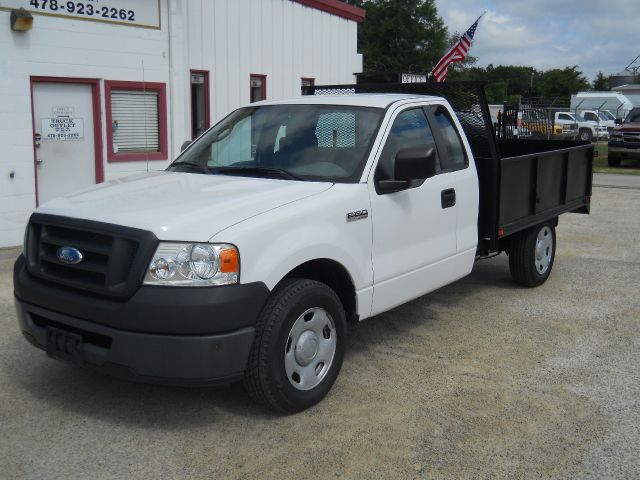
[111,90,160,153]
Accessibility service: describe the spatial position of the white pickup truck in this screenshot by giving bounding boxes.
[554,111,609,142]
[580,109,616,130]
[14,83,593,412]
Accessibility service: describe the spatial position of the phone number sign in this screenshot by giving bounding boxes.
[1,0,160,29]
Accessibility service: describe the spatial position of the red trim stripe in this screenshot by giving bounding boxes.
[292,0,365,22]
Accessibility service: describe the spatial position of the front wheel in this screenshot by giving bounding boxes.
[578,129,593,142]
[608,155,621,167]
[508,222,556,287]
[243,278,346,413]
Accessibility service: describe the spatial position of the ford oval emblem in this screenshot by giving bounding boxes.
[56,246,83,265]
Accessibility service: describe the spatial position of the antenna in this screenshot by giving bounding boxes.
[625,55,640,75]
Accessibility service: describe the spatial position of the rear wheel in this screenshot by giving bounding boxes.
[578,129,593,142]
[508,222,556,287]
[608,155,621,167]
[243,278,346,413]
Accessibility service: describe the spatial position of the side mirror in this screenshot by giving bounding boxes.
[395,147,437,180]
[377,147,437,194]
[614,118,622,125]
[181,140,192,152]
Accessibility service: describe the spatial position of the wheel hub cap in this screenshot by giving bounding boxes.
[294,331,319,366]
[284,307,337,391]
[534,226,553,274]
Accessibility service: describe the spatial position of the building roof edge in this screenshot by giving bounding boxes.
[292,0,366,23]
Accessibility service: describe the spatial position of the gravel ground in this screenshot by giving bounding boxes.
[1,177,639,479]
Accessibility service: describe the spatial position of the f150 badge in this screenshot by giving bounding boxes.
[346,209,368,222]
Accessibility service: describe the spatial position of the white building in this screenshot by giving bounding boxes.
[570,91,635,119]
[611,84,640,109]
[0,0,365,247]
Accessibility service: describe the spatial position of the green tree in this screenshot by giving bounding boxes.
[535,66,589,99]
[449,64,538,102]
[347,0,449,79]
[592,72,611,91]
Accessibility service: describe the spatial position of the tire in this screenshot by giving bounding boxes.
[508,222,556,287]
[608,155,621,167]
[578,129,593,142]
[243,278,346,413]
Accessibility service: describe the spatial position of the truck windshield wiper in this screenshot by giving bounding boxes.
[170,160,211,174]
[211,166,306,181]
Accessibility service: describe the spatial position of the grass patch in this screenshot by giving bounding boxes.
[592,142,640,175]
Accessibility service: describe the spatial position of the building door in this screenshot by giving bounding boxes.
[32,81,100,204]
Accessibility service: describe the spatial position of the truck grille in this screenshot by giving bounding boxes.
[622,132,640,142]
[25,214,158,299]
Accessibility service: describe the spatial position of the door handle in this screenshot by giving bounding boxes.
[441,188,456,209]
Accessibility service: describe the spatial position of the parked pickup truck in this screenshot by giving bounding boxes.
[580,109,616,132]
[554,111,609,142]
[14,82,593,412]
[608,107,640,166]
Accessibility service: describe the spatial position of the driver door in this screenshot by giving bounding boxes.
[369,105,464,315]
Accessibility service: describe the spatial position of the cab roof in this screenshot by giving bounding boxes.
[253,93,443,109]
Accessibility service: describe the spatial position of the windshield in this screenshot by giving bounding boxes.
[624,108,640,123]
[168,104,383,182]
[599,111,615,121]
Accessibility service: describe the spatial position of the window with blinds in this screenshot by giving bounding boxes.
[111,90,160,153]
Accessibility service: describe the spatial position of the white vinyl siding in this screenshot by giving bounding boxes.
[111,90,160,153]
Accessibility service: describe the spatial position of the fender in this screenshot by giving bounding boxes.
[210,183,375,319]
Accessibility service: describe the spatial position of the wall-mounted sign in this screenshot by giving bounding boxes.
[0,0,160,29]
[401,73,428,83]
[41,117,84,141]
[52,105,74,117]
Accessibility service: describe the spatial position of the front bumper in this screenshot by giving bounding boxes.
[14,255,270,385]
[608,142,640,159]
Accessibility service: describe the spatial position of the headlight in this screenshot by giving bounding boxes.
[144,242,239,286]
[610,134,623,142]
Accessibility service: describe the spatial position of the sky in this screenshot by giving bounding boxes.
[433,0,640,81]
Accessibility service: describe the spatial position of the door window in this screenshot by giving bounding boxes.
[376,108,439,182]
[430,106,468,171]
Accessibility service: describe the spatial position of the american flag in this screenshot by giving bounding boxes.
[431,14,484,82]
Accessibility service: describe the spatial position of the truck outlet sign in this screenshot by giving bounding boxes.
[0,0,161,29]
[41,117,84,141]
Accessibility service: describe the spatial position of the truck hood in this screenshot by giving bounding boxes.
[36,171,333,241]
[614,123,640,133]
